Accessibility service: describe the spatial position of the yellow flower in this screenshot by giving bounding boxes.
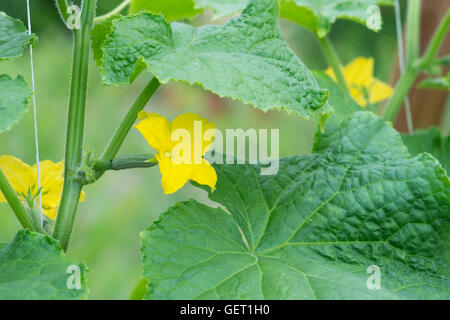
[135,112,217,195]
[326,57,394,107]
[0,155,85,220]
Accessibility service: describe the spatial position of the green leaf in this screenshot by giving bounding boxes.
[0,230,88,299]
[193,0,393,37]
[142,111,450,299]
[92,0,330,121]
[418,73,450,91]
[129,0,202,21]
[281,0,393,37]
[91,15,121,69]
[0,74,31,134]
[0,11,36,60]
[195,0,249,19]
[402,127,449,174]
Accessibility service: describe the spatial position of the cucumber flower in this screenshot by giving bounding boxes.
[135,111,217,195]
[326,57,394,107]
[0,155,85,220]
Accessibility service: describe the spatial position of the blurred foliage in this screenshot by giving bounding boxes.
[0,0,398,299]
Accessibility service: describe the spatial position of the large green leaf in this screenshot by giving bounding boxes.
[0,74,31,134]
[129,0,202,21]
[0,11,36,60]
[402,127,449,174]
[92,0,330,121]
[0,230,88,299]
[128,0,393,37]
[141,111,450,299]
[193,0,393,37]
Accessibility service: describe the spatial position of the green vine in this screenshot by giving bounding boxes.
[383,9,450,123]
[52,0,97,251]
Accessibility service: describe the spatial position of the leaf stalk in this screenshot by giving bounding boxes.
[93,77,161,181]
[94,0,132,23]
[55,0,70,25]
[318,36,349,94]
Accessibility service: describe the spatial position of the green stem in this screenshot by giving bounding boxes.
[0,169,43,232]
[418,9,450,69]
[55,0,70,23]
[382,68,420,123]
[318,36,348,93]
[94,154,157,172]
[129,278,149,300]
[405,0,421,66]
[383,9,450,123]
[53,0,97,252]
[94,77,161,181]
[94,0,132,23]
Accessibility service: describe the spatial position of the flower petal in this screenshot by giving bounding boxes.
[349,87,367,107]
[344,57,374,87]
[190,159,217,191]
[171,113,215,158]
[368,79,394,104]
[325,67,336,81]
[0,155,34,201]
[135,111,172,153]
[156,154,193,195]
[33,160,64,212]
[80,190,86,202]
[43,207,57,220]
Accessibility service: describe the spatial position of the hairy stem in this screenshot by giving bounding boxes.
[383,9,450,123]
[53,0,97,251]
[94,77,161,181]
[94,0,132,23]
[0,169,43,233]
[318,36,348,93]
[55,0,70,24]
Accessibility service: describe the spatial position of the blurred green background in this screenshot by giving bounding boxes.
[0,0,399,299]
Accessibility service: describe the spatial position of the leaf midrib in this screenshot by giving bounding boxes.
[251,123,385,253]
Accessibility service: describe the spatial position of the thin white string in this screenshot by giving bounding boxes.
[26,0,43,226]
[394,0,414,134]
